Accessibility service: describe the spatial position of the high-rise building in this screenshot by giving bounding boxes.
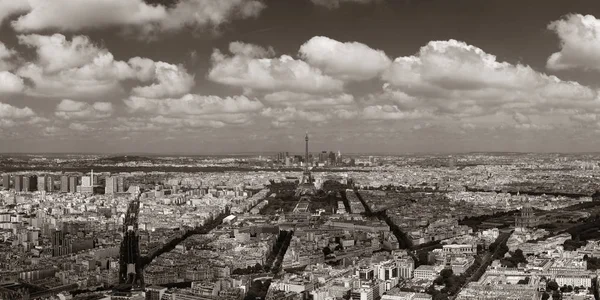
[61,175,69,193]
[23,176,31,192]
[51,230,72,257]
[46,176,54,192]
[106,176,118,195]
[69,177,78,194]
[117,177,125,193]
[2,174,9,190]
[37,175,46,192]
[14,175,23,192]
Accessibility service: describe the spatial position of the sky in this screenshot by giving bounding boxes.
[1,0,600,154]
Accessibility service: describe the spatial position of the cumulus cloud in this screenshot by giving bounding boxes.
[17,34,137,98]
[0,102,35,119]
[131,62,194,98]
[208,42,344,93]
[547,14,600,71]
[55,99,114,120]
[16,33,192,98]
[0,41,17,71]
[261,107,330,125]
[263,91,354,108]
[361,105,430,120]
[380,39,599,121]
[69,122,90,131]
[124,94,263,126]
[4,0,265,35]
[299,36,391,81]
[0,71,25,94]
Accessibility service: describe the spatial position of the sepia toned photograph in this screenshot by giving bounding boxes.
[1,0,600,299]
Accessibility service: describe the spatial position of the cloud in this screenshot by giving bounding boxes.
[131,62,195,98]
[299,36,391,81]
[0,41,17,71]
[208,42,344,93]
[4,0,265,35]
[0,102,35,119]
[0,71,25,93]
[229,41,275,58]
[361,105,430,120]
[263,91,355,108]
[125,94,263,116]
[17,34,136,98]
[311,0,378,9]
[17,33,192,98]
[261,107,331,125]
[55,99,114,120]
[380,39,599,121]
[547,14,600,71]
[69,122,90,131]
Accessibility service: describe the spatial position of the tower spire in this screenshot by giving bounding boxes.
[305,132,309,168]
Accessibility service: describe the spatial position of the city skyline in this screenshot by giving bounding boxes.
[2,0,600,153]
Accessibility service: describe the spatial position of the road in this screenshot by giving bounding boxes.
[450,231,512,300]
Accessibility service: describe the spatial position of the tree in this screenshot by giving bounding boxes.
[440,269,454,279]
[541,292,550,300]
[547,281,559,291]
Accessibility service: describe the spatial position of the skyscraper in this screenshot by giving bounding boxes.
[106,176,118,195]
[14,175,23,192]
[117,177,125,193]
[46,176,54,192]
[23,176,30,192]
[37,175,46,192]
[69,177,78,194]
[61,175,69,193]
[2,174,9,190]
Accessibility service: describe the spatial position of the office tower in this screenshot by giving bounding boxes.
[81,174,93,195]
[69,177,77,194]
[46,176,54,192]
[61,175,69,193]
[117,177,125,193]
[51,230,72,257]
[2,174,8,190]
[37,175,46,192]
[23,176,30,192]
[14,175,23,192]
[106,176,118,195]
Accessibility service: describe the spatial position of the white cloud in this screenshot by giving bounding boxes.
[17,33,192,98]
[229,41,275,58]
[208,43,344,93]
[18,34,104,72]
[17,34,136,98]
[131,62,194,98]
[55,99,114,120]
[4,0,265,35]
[0,102,35,119]
[0,41,17,71]
[263,91,354,108]
[361,105,430,120]
[69,122,90,131]
[124,94,263,124]
[547,14,600,71]
[299,36,391,81]
[0,71,25,94]
[261,107,330,124]
[0,0,30,26]
[380,39,600,121]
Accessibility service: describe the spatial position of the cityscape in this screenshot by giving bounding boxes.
[3,0,600,300]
